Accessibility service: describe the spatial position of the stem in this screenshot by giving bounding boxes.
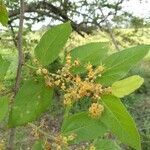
[63,105,71,120]
[29,123,59,148]
[24,63,38,70]
[99,5,120,51]
[7,0,24,149]
[28,123,56,141]
[9,23,18,47]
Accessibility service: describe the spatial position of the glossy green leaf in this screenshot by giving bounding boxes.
[35,22,72,65]
[101,95,141,150]
[112,75,144,98]
[70,42,108,74]
[32,140,44,150]
[0,55,10,81]
[0,1,8,26]
[0,96,9,122]
[96,45,150,86]
[61,112,107,142]
[94,139,121,150]
[8,79,53,127]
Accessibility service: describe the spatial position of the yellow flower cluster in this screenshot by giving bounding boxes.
[86,64,104,80]
[63,77,103,106]
[36,68,48,75]
[36,53,111,118]
[89,103,104,118]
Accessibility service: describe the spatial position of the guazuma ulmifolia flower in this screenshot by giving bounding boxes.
[89,103,104,119]
[36,54,110,114]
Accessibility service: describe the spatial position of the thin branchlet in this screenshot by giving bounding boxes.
[7,0,25,149]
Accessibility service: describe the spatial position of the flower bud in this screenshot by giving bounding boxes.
[36,69,42,75]
[42,68,48,75]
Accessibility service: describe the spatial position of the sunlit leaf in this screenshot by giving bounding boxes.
[112,75,144,98]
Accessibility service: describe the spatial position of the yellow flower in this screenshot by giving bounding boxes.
[75,75,81,83]
[60,83,66,90]
[36,68,42,75]
[86,64,93,70]
[73,59,80,66]
[66,53,71,65]
[88,70,95,79]
[56,145,61,150]
[96,65,104,73]
[104,87,112,94]
[62,136,68,145]
[67,133,76,141]
[42,68,48,75]
[54,80,61,86]
[66,53,71,60]
[64,94,72,106]
[89,103,104,118]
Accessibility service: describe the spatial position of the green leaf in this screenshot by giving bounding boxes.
[0,55,10,81]
[61,112,107,142]
[35,22,72,65]
[71,42,108,65]
[96,45,150,86]
[101,95,141,150]
[112,75,144,98]
[8,79,53,127]
[0,96,9,122]
[94,139,121,150]
[70,42,108,74]
[32,140,44,150]
[0,1,8,26]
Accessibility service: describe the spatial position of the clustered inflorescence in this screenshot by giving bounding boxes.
[36,53,111,119]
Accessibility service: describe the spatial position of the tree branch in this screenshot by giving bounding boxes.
[9,1,85,36]
[7,0,25,149]
[98,5,120,51]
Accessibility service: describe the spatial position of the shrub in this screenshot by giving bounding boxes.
[0,22,150,149]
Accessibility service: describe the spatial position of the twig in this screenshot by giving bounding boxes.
[98,5,120,51]
[28,123,56,141]
[24,63,38,70]
[9,23,18,47]
[29,123,59,148]
[7,0,25,149]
